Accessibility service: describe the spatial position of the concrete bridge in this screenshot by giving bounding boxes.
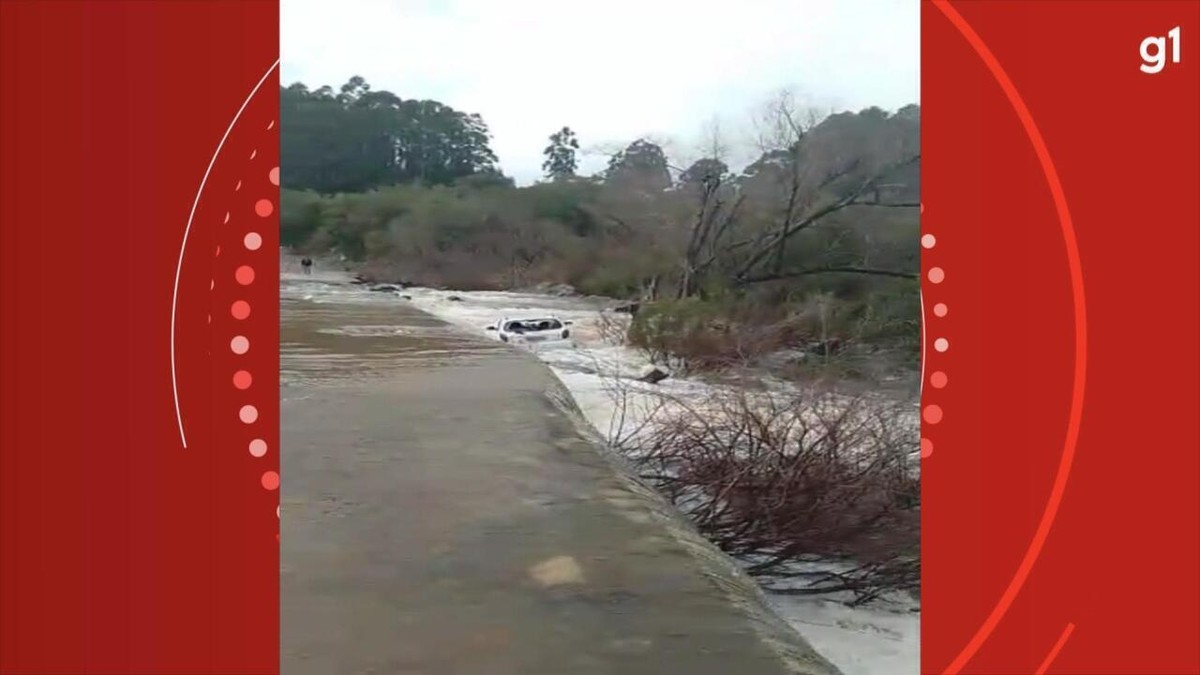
[280,291,843,674]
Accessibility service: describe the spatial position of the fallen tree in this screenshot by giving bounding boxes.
[605,380,920,606]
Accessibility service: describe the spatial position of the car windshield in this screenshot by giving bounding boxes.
[505,319,561,332]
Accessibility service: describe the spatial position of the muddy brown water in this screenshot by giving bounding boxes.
[280,279,842,675]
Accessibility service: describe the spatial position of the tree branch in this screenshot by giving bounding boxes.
[732,154,920,281]
[739,267,919,285]
[851,200,921,208]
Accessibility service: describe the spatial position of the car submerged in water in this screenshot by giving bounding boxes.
[485,317,573,345]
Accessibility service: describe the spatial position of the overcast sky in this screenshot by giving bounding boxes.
[281,0,919,185]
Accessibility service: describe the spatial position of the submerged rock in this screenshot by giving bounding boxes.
[543,283,577,297]
[612,302,641,315]
[757,349,808,370]
[637,365,670,384]
[806,338,844,357]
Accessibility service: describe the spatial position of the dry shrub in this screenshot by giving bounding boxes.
[612,383,919,605]
[595,310,632,346]
[627,299,807,375]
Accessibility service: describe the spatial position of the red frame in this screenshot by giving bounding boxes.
[2,1,1197,673]
[2,2,279,673]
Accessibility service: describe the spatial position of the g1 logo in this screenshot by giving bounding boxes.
[1140,26,1181,74]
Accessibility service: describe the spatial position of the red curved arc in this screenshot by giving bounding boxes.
[931,2,1089,673]
[1035,623,1077,675]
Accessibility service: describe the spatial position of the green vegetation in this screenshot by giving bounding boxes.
[282,79,921,376]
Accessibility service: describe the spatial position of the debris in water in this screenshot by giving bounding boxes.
[637,365,669,384]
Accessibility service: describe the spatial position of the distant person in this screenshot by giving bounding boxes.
[301,257,313,275]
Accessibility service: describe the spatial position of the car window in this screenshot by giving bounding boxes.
[499,319,559,331]
[504,319,562,332]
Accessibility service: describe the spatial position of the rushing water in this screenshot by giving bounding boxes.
[280,266,920,675]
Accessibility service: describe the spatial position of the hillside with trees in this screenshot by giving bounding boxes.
[282,78,921,382]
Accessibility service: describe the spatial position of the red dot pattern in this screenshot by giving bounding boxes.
[229,161,277,502]
[923,204,948,459]
[211,122,279,536]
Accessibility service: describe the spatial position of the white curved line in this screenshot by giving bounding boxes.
[172,59,279,448]
[919,288,926,399]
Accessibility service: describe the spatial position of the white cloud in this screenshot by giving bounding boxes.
[281,0,919,185]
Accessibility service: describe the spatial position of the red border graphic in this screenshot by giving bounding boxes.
[3,1,1198,674]
[1,1,279,673]
[923,1,1198,673]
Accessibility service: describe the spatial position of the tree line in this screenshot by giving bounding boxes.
[281,76,504,193]
[282,77,921,372]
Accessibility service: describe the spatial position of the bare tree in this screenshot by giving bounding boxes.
[657,90,921,299]
[730,89,920,286]
[750,88,829,156]
[607,382,920,605]
[674,118,744,298]
[585,91,921,301]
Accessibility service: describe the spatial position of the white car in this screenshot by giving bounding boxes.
[486,317,573,344]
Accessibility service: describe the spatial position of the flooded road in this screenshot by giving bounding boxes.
[279,271,842,675]
[282,300,505,385]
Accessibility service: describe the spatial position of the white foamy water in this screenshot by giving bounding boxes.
[281,272,919,675]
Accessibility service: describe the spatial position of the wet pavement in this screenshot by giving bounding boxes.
[280,274,843,675]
